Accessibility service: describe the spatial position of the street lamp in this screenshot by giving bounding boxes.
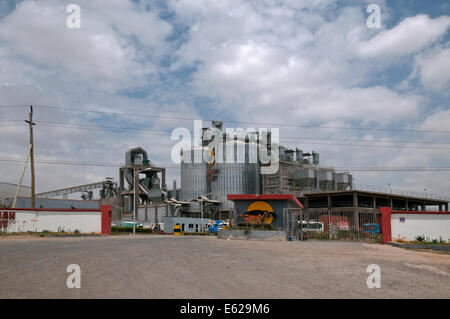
[193,193,212,233]
[134,167,153,235]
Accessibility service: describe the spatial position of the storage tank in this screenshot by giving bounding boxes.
[210,140,261,211]
[180,147,209,212]
[318,169,334,191]
[312,151,320,165]
[295,168,316,190]
[333,172,352,190]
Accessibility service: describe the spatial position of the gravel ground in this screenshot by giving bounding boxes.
[0,235,449,298]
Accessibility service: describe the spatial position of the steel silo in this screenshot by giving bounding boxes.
[180,146,209,212]
[210,140,261,211]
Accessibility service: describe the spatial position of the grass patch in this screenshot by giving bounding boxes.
[111,226,155,234]
[230,223,278,231]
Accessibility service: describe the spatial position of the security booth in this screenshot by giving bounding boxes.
[227,194,303,240]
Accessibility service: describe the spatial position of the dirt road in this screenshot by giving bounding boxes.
[1,235,449,298]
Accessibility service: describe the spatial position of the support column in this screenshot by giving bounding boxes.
[145,202,148,221]
[155,205,159,224]
[161,169,166,190]
[406,200,409,211]
[373,197,377,209]
[119,168,124,220]
[445,203,449,211]
[421,202,426,211]
[353,192,359,236]
[134,169,139,220]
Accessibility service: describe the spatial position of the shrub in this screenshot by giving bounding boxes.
[182,232,214,236]
[232,223,277,231]
[111,226,154,233]
[415,235,425,242]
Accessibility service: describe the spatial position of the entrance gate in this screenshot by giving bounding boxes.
[299,209,382,242]
[283,208,300,241]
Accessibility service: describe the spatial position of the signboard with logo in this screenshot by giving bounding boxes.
[240,201,275,225]
[339,221,349,231]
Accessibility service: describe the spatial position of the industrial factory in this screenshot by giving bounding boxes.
[2,119,449,240]
[109,120,448,237]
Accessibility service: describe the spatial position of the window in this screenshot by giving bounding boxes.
[188,224,194,229]
[182,224,185,231]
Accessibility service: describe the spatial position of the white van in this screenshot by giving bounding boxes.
[300,221,324,232]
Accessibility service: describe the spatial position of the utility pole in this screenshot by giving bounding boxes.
[134,167,138,235]
[25,106,36,209]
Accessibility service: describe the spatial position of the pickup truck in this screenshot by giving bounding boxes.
[208,220,229,233]
[362,223,380,235]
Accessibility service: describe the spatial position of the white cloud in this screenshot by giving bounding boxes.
[357,15,450,58]
[421,109,450,131]
[414,45,450,91]
[0,0,173,92]
[0,0,449,197]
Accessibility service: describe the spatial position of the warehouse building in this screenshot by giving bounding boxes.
[0,182,31,207]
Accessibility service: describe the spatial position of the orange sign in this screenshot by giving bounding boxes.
[241,201,275,224]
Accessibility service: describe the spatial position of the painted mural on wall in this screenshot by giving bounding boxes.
[240,201,275,225]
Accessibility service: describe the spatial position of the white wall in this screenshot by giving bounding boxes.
[2,209,102,233]
[390,213,450,242]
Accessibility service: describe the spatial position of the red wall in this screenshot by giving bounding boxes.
[101,205,112,235]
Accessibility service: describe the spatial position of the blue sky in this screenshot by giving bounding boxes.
[0,0,449,197]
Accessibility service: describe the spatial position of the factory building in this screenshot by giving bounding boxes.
[118,147,167,221]
[111,120,449,237]
[176,120,449,223]
[180,120,267,219]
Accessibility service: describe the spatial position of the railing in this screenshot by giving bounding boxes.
[301,183,450,201]
[299,209,382,242]
[352,183,450,201]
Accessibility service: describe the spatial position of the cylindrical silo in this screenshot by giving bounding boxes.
[210,140,261,211]
[180,146,209,212]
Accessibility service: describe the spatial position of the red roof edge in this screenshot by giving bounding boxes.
[0,208,102,212]
[227,194,304,209]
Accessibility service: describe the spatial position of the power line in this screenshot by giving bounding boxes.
[1,158,450,171]
[28,127,450,150]
[2,104,450,134]
[2,120,450,150]
[34,121,450,145]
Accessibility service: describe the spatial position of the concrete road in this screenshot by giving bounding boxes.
[0,235,449,298]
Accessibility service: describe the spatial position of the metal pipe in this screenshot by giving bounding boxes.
[133,167,137,235]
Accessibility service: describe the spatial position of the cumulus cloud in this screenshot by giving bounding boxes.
[413,45,450,91]
[357,15,450,58]
[0,0,449,196]
[0,0,173,92]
